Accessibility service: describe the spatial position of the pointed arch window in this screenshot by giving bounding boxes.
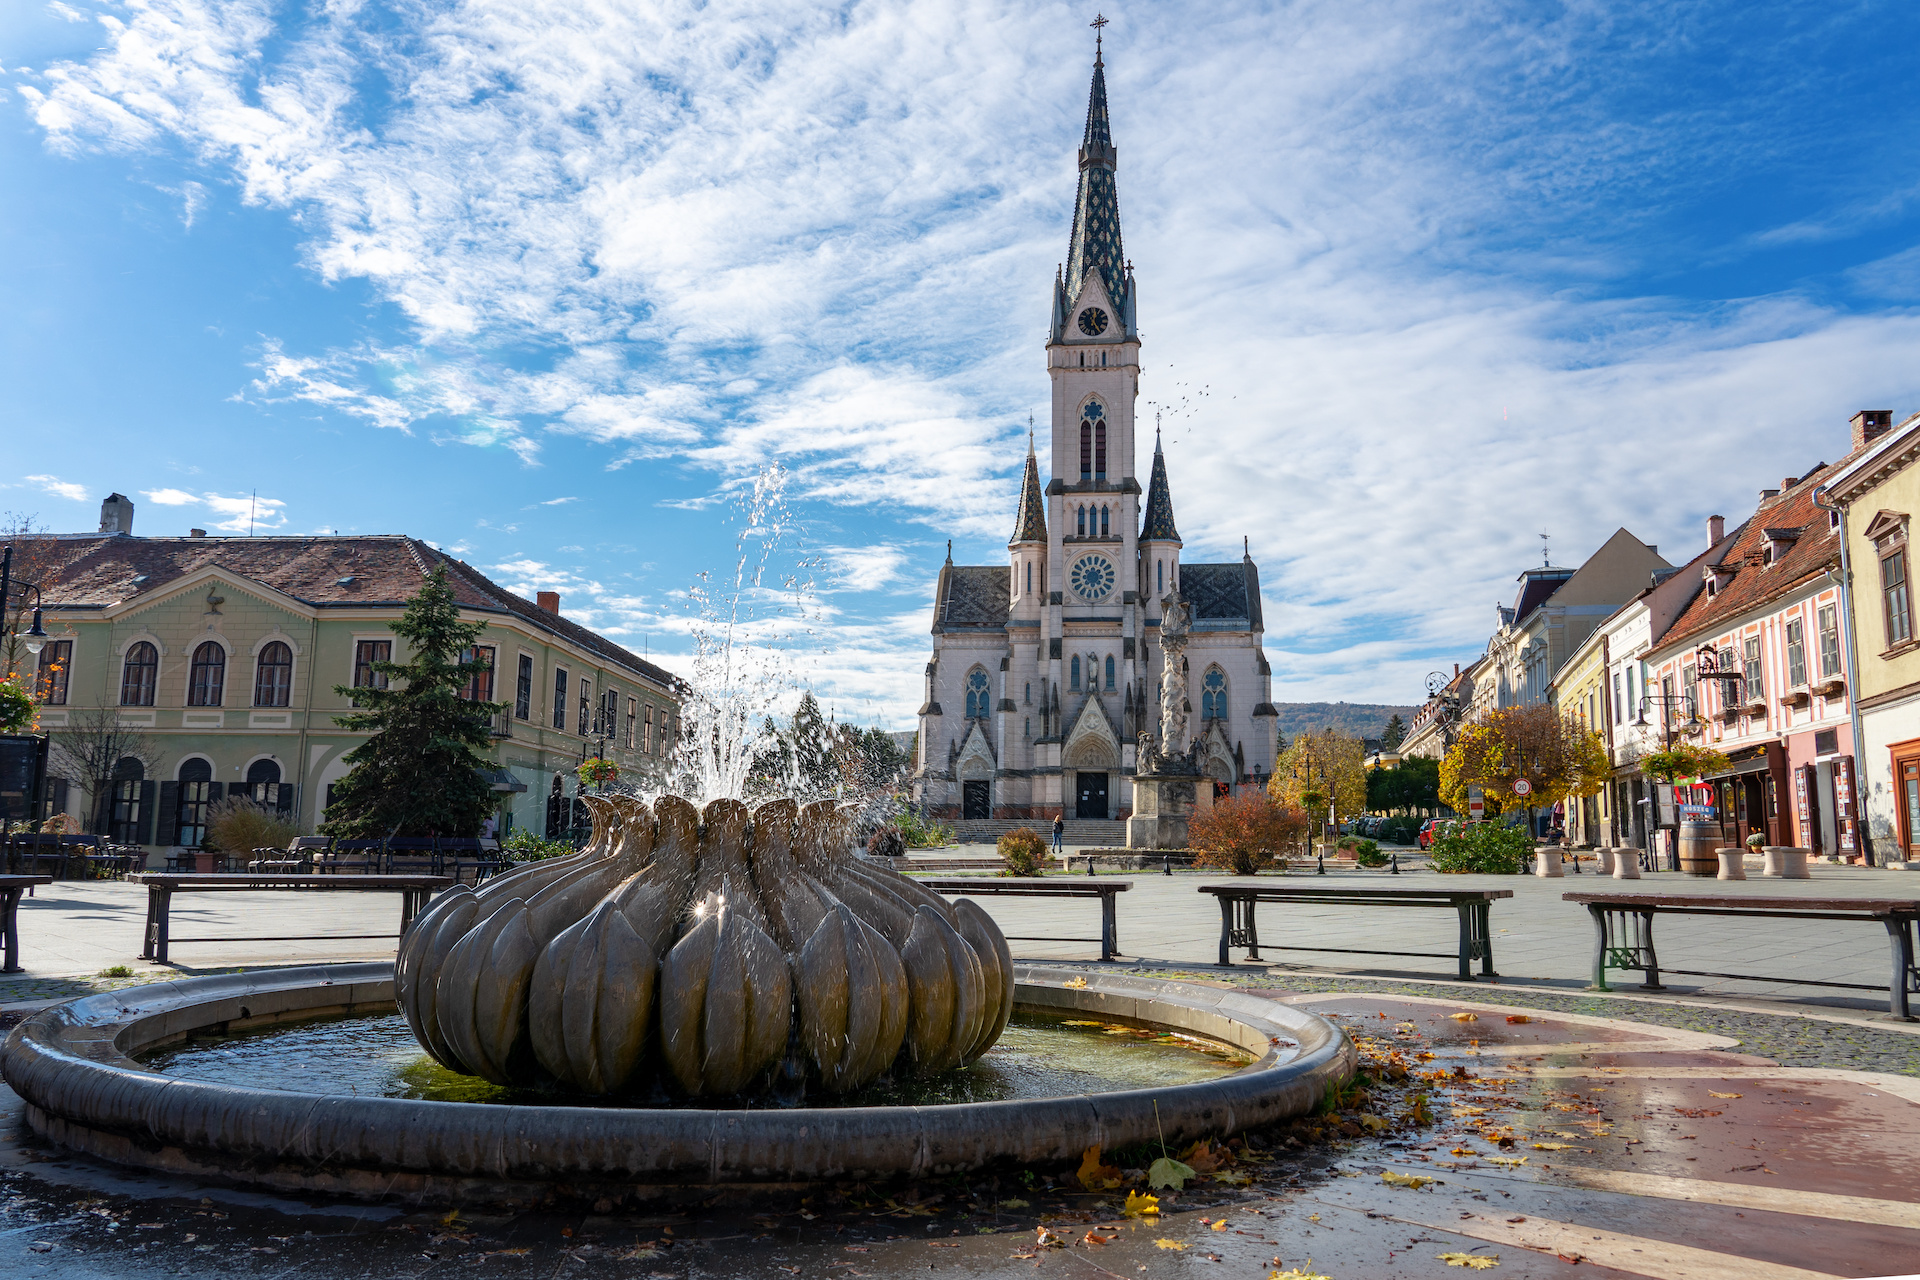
[1105,655,1116,690]
[1076,506,1087,537]
[1094,421,1107,479]
[1080,422,1092,478]
[1157,560,1163,594]
[1202,667,1228,720]
[1070,656,1082,690]
[120,641,158,707]
[253,641,292,707]
[1100,505,1110,536]
[1025,562,1032,594]
[187,641,226,707]
[965,668,991,719]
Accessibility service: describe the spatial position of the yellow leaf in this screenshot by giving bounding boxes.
[1270,1269,1331,1280]
[1503,1015,1530,1024]
[1382,1171,1434,1189]
[1076,1145,1123,1191]
[1209,1219,1229,1231]
[1449,1146,1477,1157]
[1449,1012,1479,1022]
[1122,1191,1160,1218]
[1709,1091,1742,1099]
[1035,1226,1065,1250]
[1452,1107,1487,1116]
[1062,976,1089,989]
[1307,1214,1320,1223]
[1213,1171,1254,1186]
[1438,1252,1500,1269]
[1487,1156,1527,1168]
[1063,1020,1104,1026]
[1358,1115,1389,1133]
[1530,1143,1578,1151]
[1154,1238,1187,1250]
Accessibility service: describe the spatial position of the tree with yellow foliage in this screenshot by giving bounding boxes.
[1439,705,1608,817]
[1268,728,1368,821]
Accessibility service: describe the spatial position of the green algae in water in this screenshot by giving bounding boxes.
[138,1010,1257,1108]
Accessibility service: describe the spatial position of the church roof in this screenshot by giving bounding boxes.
[1182,562,1263,631]
[1009,435,1047,544]
[933,564,1012,631]
[1140,430,1180,541]
[1065,49,1128,313]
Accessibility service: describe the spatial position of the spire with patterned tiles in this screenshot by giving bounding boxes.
[1064,35,1126,314]
[1141,422,1180,542]
[1009,424,1047,545]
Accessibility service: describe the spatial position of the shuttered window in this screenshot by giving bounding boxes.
[254,641,293,707]
[120,642,158,706]
[187,642,226,707]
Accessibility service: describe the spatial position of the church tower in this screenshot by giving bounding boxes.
[914,22,1275,827]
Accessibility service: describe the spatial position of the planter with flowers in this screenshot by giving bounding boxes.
[576,757,621,791]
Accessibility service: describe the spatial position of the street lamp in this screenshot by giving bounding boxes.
[0,543,49,663]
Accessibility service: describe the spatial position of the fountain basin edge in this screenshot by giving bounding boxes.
[0,962,1355,1203]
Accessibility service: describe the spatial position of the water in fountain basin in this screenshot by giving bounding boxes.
[139,1010,1257,1109]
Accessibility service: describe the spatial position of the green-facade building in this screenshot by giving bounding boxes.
[23,496,681,856]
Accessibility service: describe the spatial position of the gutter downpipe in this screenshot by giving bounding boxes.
[1812,484,1875,865]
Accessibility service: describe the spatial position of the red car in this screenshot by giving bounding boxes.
[1416,819,1458,850]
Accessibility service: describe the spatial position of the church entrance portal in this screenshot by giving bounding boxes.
[962,781,991,821]
[1076,773,1109,820]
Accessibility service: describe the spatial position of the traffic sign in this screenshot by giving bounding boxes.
[1512,779,1533,797]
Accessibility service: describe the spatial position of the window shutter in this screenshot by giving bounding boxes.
[276,783,296,815]
[157,782,180,846]
[208,781,225,808]
[137,782,157,845]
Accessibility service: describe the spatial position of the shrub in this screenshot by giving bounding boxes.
[998,827,1048,876]
[1190,794,1307,876]
[206,797,302,854]
[1351,838,1389,868]
[501,830,576,863]
[1427,821,1532,875]
[896,808,955,848]
[866,825,906,857]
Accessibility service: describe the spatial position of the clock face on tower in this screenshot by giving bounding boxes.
[1076,307,1109,336]
[1070,554,1117,602]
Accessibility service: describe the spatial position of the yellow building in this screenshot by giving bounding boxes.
[1548,623,1610,847]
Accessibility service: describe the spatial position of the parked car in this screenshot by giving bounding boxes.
[1417,818,1459,850]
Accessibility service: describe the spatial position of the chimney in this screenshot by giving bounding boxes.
[98,492,134,535]
[1453,662,1460,676]
[1782,476,1799,491]
[1707,514,1725,547]
[536,591,561,614]
[1852,409,1893,451]
[1760,488,1779,503]
[188,528,207,539]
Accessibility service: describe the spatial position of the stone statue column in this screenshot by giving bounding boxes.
[1158,596,1192,757]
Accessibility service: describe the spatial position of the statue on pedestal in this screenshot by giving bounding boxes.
[1158,595,1192,761]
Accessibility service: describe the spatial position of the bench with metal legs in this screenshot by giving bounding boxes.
[916,878,1131,962]
[1199,884,1513,979]
[130,873,452,965]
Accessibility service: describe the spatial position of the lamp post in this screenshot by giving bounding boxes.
[0,544,50,678]
[1292,743,1331,875]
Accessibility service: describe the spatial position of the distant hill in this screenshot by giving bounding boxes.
[1272,701,1418,744]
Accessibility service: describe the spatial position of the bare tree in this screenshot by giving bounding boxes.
[1,511,60,685]
[51,709,160,834]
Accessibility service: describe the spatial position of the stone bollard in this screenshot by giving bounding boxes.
[1594,847,1615,875]
[1763,846,1811,879]
[1612,846,1641,879]
[1534,845,1564,877]
[1715,847,1747,881]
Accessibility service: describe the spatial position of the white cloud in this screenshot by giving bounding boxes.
[140,488,287,533]
[142,488,200,505]
[537,496,579,506]
[24,474,88,502]
[46,2,88,23]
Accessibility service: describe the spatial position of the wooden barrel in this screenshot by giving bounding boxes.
[1677,820,1721,877]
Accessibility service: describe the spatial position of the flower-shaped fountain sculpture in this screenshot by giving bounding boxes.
[397,796,1014,1097]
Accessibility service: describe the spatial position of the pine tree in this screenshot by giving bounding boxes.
[322,565,500,838]
[1382,713,1406,750]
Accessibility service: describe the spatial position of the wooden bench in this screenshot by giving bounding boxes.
[1564,890,1920,1018]
[1199,883,1514,978]
[0,874,54,973]
[128,873,453,964]
[918,878,1131,962]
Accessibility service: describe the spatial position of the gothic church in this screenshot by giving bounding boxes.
[913,40,1277,821]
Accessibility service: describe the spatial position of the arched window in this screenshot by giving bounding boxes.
[177,757,214,847]
[109,756,145,843]
[1070,656,1082,690]
[1100,505,1110,536]
[965,668,991,719]
[1080,422,1092,477]
[187,642,226,707]
[246,758,284,807]
[1024,681,1031,705]
[1105,655,1116,690]
[253,641,292,707]
[1202,667,1228,720]
[1076,506,1086,537]
[1025,562,1032,594]
[120,641,158,706]
[1157,560,1164,594]
[1094,422,1107,478]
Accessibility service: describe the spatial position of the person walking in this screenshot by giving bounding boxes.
[1052,813,1065,856]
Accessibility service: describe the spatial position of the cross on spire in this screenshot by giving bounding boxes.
[1091,12,1108,61]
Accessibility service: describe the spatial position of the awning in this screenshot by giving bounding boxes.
[478,767,529,794]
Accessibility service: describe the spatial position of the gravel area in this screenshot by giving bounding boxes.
[1100,964,1920,1077]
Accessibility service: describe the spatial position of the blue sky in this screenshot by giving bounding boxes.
[5,0,1920,728]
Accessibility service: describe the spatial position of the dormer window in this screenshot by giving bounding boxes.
[336,575,357,586]
[1761,527,1803,566]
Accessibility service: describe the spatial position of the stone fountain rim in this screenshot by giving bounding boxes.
[0,962,1356,1197]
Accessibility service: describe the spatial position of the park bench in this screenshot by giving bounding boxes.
[1564,890,1920,1018]
[128,873,452,965]
[0,874,54,973]
[918,877,1130,962]
[1198,883,1514,978]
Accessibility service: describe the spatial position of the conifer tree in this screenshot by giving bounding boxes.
[323,565,500,838]
[1382,713,1406,750]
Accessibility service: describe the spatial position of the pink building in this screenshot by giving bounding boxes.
[1644,466,1859,856]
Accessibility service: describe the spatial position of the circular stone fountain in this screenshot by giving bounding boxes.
[0,796,1355,1202]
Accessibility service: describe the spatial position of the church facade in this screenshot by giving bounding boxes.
[912,45,1277,822]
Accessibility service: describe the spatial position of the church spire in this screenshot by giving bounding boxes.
[1009,423,1047,545]
[1140,421,1180,542]
[1064,25,1126,313]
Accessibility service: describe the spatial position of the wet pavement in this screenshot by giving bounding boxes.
[3,981,1917,1278]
